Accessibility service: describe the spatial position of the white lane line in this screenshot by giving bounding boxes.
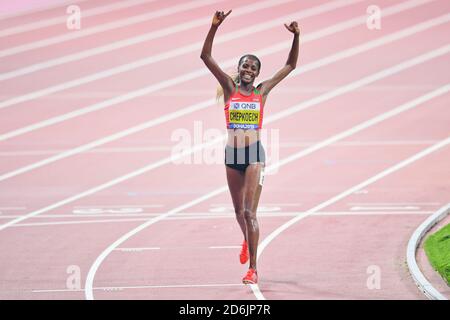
[9,218,157,227]
[0,0,158,38]
[84,83,450,300]
[0,141,439,157]
[209,246,240,249]
[72,208,143,214]
[5,211,435,227]
[0,99,217,137]
[0,0,431,120]
[348,202,441,205]
[1,48,449,233]
[0,0,89,21]
[73,204,164,208]
[251,136,450,300]
[279,140,440,147]
[350,206,421,211]
[2,209,430,218]
[211,203,302,206]
[0,214,154,218]
[118,246,242,251]
[0,0,228,59]
[1,210,432,219]
[0,12,446,184]
[32,282,244,293]
[73,204,164,209]
[0,0,349,110]
[312,211,433,216]
[115,247,160,252]
[0,0,296,83]
[0,146,172,156]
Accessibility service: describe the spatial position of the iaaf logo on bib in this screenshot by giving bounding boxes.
[170,121,280,174]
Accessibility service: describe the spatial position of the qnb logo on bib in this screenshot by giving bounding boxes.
[229,102,261,129]
[231,102,258,110]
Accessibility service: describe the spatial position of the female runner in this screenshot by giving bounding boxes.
[200,10,299,284]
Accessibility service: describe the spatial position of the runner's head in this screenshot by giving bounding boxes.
[237,54,261,85]
[216,54,261,102]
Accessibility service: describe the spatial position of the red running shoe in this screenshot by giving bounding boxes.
[239,240,249,264]
[242,268,258,284]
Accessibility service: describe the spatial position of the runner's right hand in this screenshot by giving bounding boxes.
[212,10,232,27]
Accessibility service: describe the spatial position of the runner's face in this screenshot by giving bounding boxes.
[238,58,260,84]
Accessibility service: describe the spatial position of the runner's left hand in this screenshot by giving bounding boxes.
[284,21,300,35]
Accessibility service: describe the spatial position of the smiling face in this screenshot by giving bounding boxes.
[238,56,260,85]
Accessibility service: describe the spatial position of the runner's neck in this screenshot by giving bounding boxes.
[237,83,254,96]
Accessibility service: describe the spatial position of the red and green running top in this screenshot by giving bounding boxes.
[224,84,265,130]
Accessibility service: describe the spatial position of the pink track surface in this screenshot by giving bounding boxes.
[0,0,449,300]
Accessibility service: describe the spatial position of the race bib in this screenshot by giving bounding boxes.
[229,101,261,129]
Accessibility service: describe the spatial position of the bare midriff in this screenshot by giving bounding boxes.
[227,128,260,148]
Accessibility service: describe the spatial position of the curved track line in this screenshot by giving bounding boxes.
[251,136,450,299]
[84,84,450,299]
[84,186,228,299]
[1,46,448,231]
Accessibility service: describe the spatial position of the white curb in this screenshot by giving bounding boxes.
[406,203,449,300]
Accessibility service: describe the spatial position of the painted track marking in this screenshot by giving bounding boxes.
[114,247,160,252]
[0,140,440,157]
[350,206,421,211]
[31,282,244,293]
[0,211,436,228]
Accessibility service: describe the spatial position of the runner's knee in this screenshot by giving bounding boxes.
[235,208,245,219]
[244,209,259,232]
[243,208,256,221]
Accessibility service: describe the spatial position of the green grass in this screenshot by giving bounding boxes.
[424,222,450,286]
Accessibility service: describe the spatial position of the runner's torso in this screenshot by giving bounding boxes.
[224,84,264,148]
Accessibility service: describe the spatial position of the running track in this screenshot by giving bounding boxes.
[0,0,449,300]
